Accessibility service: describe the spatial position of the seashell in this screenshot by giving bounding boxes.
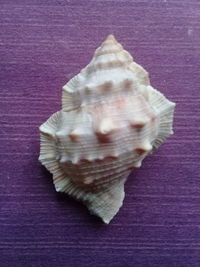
[39,35,175,223]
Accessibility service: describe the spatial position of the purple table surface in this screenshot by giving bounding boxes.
[0,0,200,266]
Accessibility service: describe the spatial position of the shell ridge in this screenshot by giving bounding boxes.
[147,86,175,149]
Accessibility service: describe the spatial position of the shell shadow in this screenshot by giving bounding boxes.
[56,192,105,226]
[39,164,107,227]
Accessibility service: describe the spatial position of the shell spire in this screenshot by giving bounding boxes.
[62,35,134,111]
[105,34,117,42]
[94,34,123,56]
[39,35,176,224]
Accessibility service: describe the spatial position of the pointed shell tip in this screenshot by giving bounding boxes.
[102,217,111,224]
[106,34,117,42]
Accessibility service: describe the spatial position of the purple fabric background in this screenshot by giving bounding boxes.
[0,1,200,266]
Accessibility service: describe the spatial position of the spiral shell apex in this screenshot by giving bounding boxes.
[39,34,175,223]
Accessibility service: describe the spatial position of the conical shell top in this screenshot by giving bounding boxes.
[39,35,175,223]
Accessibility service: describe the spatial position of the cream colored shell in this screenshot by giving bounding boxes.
[39,35,175,223]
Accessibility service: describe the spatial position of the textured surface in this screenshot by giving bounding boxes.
[39,35,175,224]
[0,1,200,266]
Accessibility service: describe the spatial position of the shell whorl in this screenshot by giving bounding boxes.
[62,35,149,111]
